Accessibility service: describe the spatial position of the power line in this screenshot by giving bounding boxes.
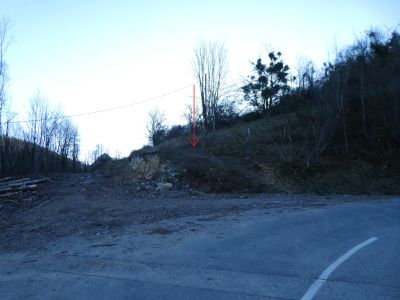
[5,84,193,125]
[184,81,245,99]
[3,80,247,126]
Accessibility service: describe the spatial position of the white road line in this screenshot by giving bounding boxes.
[301,237,378,300]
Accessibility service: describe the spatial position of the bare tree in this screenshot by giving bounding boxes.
[183,103,202,133]
[192,40,228,133]
[0,18,13,174]
[26,91,48,172]
[24,91,80,172]
[56,118,72,168]
[270,120,306,164]
[89,144,106,164]
[0,111,17,174]
[295,57,315,91]
[146,108,166,146]
[333,58,350,153]
[0,17,12,135]
[349,37,371,138]
[71,128,80,171]
[305,105,337,166]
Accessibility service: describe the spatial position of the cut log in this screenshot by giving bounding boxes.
[353,160,372,170]
[0,177,12,183]
[0,184,38,194]
[41,177,54,183]
[0,192,21,198]
[0,178,31,188]
[0,178,49,189]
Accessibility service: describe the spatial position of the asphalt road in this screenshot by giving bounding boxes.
[1,197,399,299]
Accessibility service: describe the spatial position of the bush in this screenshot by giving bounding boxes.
[240,111,263,123]
[165,125,187,141]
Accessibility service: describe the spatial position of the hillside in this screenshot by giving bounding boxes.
[146,29,400,195]
[145,112,398,195]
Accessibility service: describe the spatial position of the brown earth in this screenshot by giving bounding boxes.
[0,171,395,252]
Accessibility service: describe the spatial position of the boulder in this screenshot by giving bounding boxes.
[128,146,158,160]
[156,182,172,192]
[129,155,161,180]
[91,153,112,170]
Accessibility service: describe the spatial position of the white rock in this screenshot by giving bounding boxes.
[156,182,172,192]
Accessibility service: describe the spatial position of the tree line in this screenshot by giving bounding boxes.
[0,18,82,176]
[264,29,400,166]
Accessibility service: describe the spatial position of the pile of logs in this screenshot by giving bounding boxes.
[0,177,51,199]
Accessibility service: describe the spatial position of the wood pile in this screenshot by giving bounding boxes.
[0,177,52,199]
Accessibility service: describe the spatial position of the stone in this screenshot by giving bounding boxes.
[91,153,112,170]
[156,182,172,192]
[129,155,161,179]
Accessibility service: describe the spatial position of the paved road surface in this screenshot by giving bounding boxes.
[1,198,399,299]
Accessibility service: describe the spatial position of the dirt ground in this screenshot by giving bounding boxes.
[0,171,394,252]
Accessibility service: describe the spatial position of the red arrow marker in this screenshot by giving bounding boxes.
[189,84,199,148]
[189,135,199,147]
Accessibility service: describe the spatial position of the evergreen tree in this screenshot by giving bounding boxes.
[243,51,291,114]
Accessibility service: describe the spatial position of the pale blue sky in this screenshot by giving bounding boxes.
[1,0,399,159]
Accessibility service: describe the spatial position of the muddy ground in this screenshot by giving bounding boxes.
[0,172,394,252]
